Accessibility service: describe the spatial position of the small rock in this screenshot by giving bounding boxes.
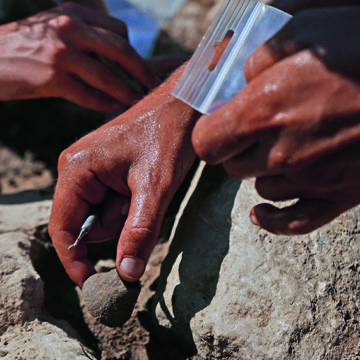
[0,195,52,234]
[0,232,44,335]
[0,319,97,360]
[82,269,141,327]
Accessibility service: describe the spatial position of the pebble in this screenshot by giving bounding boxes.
[82,269,141,327]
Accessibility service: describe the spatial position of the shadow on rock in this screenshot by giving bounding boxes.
[144,164,241,359]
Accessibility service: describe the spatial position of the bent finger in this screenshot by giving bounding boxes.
[48,149,112,287]
[255,175,304,201]
[65,52,143,106]
[49,187,100,287]
[72,26,159,90]
[56,74,121,112]
[115,186,170,282]
[60,2,129,39]
[85,193,131,243]
[249,198,342,235]
[192,106,256,164]
[221,136,283,179]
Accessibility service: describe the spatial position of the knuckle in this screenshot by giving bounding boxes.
[131,226,154,239]
[268,147,297,171]
[48,41,68,63]
[268,155,289,171]
[126,225,155,248]
[48,14,80,34]
[58,147,85,171]
[57,148,72,170]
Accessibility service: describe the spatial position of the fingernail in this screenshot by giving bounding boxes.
[119,257,145,281]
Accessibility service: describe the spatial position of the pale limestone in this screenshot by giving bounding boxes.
[154,168,360,359]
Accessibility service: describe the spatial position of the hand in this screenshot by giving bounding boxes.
[249,142,360,235]
[0,2,158,112]
[192,8,360,234]
[48,69,199,287]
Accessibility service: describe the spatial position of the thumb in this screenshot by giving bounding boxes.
[116,187,167,282]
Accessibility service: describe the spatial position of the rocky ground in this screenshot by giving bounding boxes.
[3,1,360,359]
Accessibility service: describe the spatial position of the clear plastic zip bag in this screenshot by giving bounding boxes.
[172,0,291,114]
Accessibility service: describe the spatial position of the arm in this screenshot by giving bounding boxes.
[192,7,360,235]
[0,2,158,112]
[48,67,200,287]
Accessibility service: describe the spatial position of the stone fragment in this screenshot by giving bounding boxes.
[0,190,52,234]
[0,319,97,360]
[0,232,44,335]
[82,269,141,327]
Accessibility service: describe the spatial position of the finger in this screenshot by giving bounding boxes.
[85,193,131,243]
[61,2,129,39]
[192,102,257,164]
[48,154,110,287]
[194,49,317,166]
[56,74,121,112]
[255,175,303,201]
[249,198,342,235]
[115,185,170,282]
[64,52,143,106]
[72,25,159,90]
[49,193,97,287]
[221,135,283,179]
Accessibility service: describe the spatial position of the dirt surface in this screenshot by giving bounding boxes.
[0,1,218,359]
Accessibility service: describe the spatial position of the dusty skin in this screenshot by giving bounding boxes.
[0,2,159,112]
[192,6,360,235]
[48,68,199,287]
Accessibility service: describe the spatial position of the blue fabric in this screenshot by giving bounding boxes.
[107,0,159,58]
